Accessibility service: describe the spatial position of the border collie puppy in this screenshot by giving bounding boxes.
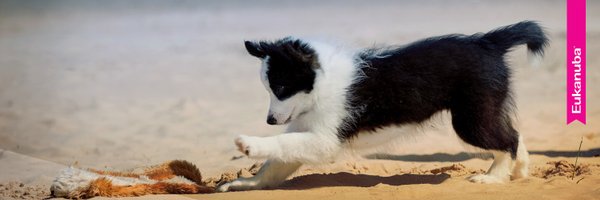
[218,21,548,192]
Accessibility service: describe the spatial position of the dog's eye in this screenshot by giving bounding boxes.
[272,85,286,94]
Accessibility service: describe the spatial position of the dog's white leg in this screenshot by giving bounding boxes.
[511,135,529,179]
[233,132,341,163]
[468,151,512,184]
[217,131,339,192]
[217,160,301,192]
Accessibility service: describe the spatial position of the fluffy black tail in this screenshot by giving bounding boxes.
[481,21,549,56]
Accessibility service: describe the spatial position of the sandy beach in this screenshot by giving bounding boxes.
[0,0,599,199]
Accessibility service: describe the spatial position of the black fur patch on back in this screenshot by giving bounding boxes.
[338,21,548,157]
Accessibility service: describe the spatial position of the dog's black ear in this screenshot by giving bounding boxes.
[288,39,320,69]
[289,39,313,57]
[245,41,266,58]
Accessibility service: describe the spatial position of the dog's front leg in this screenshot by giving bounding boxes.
[216,160,301,192]
[217,132,340,192]
[234,132,340,163]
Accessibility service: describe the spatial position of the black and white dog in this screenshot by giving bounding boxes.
[218,21,548,192]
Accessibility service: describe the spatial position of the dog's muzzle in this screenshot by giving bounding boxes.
[266,114,291,125]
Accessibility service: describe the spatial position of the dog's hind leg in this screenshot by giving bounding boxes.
[511,135,529,179]
[217,160,301,192]
[450,88,523,183]
[468,151,512,183]
[469,135,529,183]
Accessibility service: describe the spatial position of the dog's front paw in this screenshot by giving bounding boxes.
[234,135,251,156]
[217,178,262,192]
[234,135,270,159]
[467,174,507,184]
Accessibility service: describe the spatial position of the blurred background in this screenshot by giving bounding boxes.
[0,0,598,181]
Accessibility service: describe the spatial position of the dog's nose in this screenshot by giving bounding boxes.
[267,115,277,125]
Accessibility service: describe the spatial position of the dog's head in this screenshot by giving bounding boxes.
[244,37,319,125]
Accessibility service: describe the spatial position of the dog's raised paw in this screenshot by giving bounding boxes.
[234,135,269,158]
[234,136,251,156]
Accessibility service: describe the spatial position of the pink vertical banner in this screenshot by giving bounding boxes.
[567,0,586,124]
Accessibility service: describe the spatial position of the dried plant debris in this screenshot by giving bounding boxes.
[535,160,592,179]
[203,162,263,188]
[429,163,484,176]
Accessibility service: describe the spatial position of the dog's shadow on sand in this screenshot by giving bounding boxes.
[274,172,449,190]
[365,148,600,163]
[529,148,600,158]
[365,152,493,162]
[270,148,600,190]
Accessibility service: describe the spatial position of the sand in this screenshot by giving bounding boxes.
[0,0,599,199]
[189,157,600,200]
